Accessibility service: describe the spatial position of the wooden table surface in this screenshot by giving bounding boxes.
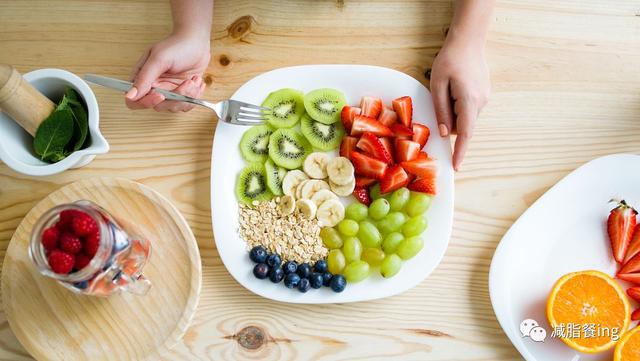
[1,1,639,360]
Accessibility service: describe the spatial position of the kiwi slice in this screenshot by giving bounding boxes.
[300,114,345,151]
[240,125,273,163]
[268,128,312,170]
[303,88,346,124]
[265,158,286,195]
[236,163,273,205]
[261,88,305,129]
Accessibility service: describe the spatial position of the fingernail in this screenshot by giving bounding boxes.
[439,124,449,137]
[125,86,138,99]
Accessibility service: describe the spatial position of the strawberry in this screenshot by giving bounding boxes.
[608,200,637,264]
[352,187,371,206]
[417,151,429,160]
[41,226,60,251]
[408,177,436,195]
[412,124,430,148]
[71,211,98,236]
[350,151,388,180]
[360,96,383,118]
[378,107,398,127]
[380,166,410,194]
[341,106,361,133]
[400,157,438,178]
[83,232,101,257]
[625,224,640,264]
[59,232,82,254]
[390,123,414,139]
[620,253,640,274]
[356,132,393,164]
[340,136,359,160]
[48,250,75,274]
[633,309,640,321]
[395,140,421,163]
[74,254,92,271]
[351,116,393,137]
[355,177,376,188]
[379,137,394,158]
[392,96,413,127]
[627,287,640,302]
[617,272,640,285]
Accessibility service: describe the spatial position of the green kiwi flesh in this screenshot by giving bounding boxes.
[303,88,346,124]
[300,114,345,151]
[240,125,273,163]
[268,128,312,169]
[265,158,287,195]
[235,163,273,204]
[261,88,305,128]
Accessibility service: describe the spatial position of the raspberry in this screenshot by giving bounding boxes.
[74,254,92,271]
[48,250,75,274]
[57,209,82,229]
[41,226,60,251]
[71,212,98,237]
[59,232,82,254]
[83,232,100,257]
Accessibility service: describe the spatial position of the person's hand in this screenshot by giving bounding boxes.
[125,32,210,112]
[430,38,490,171]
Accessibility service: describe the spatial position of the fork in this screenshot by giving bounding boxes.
[83,74,269,125]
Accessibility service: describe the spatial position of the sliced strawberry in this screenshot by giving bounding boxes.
[408,177,436,195]
[340,136,358,160]
[352,187,371,206]
[341,106,361,133]
[608,200,638,264]
[355,177,376,188]
[620,253,640,274]
[350,151,388,180]
[390,123,413,139]
[356,132,393,164]
[617,272,640,285]
[395,139,421,163]
[417,151,429,160]
[378,106,398,127]
[632,308,640,321]
[625,224,640,264]
[627,287,640,302]
[407,173,417,184]
[392,96,412,127]
[379,137,394,159]
[360,96,383,118]
[380,166,410,194]
[400,157,437,178]
[412,124,430,148]
[351,115,393,137]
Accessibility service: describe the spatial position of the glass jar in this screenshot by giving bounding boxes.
[29,200,151,297]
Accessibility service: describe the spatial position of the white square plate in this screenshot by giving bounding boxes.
[211,65,454,303]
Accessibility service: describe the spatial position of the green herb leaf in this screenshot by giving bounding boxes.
[33,106,74,162]
[64,88,89,151]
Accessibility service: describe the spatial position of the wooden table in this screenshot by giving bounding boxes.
[1,1,638,360]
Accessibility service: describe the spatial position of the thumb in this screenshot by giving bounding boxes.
[127,53,169,101]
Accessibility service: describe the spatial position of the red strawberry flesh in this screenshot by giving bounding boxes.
[392,96,413,127]
[350,115,393,137]
[380,166,410,194]
[352,187,371,206]
[408,177,436,195]
[400,157,438,178]
[378,106,398,127]
[608,200,637,264]
[395,139,421,163]
[359,96,383,118]
[341,106,361,133]
[340,136,358,160]
[350,151,388,180]
[356,132,393,164]
[412,124,430,148]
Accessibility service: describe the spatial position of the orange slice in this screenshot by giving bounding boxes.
[547,270,630,353]
[614,326,640,360]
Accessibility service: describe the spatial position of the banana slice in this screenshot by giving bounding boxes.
[282,170,309,198]
[316,199,345,227]
[295,180,309,199]
[329,178,356,197]
[296,199,317,219]
[311,189,339,207]
[326,157,355,186]
[279,195,296,215]
[300,179,330,200]
[303,152,330,179]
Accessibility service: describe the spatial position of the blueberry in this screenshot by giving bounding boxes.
[298,278,311,293]
[330,274,347,292]
[321,272,333,287]
[297,263,312,279]
[309,273,323,289]
[283,273,301,289]
[249,246,267,263]
[266,253,282,268]
[269,267,284,283]
[73,281,89,289]
[253,263,269,279]
[283,260,298,274]
[314,260,328,273]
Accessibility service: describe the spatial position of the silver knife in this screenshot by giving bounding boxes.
[83,74,198,103]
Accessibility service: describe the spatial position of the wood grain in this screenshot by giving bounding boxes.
[0,0,639,360]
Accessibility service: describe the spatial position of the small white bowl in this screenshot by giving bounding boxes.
[0,68,109,176]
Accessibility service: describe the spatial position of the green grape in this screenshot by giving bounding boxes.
[369,184,389,200]
[376,212,408,235]
[389,187,410,211]
[320,227,343,249]
[327,249,346,274]
[362,248,385,267]
[404,192,432,217]
[342,236,362,263]
[397,236,424,260]
[345,202,369,221]
[368,198,390,220]
[343,260,370,282]
[380,254,402,278]
[337,219,359,237]
[402,217,428,237]
[382,232,405,254]
[357,221,382,247]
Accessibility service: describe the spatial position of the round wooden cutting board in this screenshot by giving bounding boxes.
[1,177,202,361]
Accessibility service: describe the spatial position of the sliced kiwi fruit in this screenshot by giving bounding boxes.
[268,128,312,169]
[236,163,273,205]
[261,88,305,129]
[300,114,345,151]
[303,88,346,124]
[240,125,273,163]
[265,158,287,195]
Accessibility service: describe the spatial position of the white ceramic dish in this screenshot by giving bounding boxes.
[211,65,454,303]
[489,154,640,360]
[0,69,109,176]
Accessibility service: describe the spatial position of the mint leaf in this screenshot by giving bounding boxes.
[33,107,74,162]
[64,88,89,151]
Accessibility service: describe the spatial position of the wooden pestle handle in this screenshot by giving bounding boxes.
[0,65,55,137]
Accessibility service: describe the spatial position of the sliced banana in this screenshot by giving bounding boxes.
[282,170,309,198]
[295,180,309,199]
[303,152,330,179]
[329,178,356,197]
[326,157,355,186]
[300,179,330,200]
[279,195,296,215]
[316,199,345,228]
[295,199,317,219]
[311,189,339,207]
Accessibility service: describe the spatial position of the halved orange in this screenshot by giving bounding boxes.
[547,270,630,353]
[614,326,640,360]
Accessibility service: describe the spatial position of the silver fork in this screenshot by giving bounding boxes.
[83,74,269,125]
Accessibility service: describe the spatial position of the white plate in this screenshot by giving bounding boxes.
[211,65,454,303]
[489,154,640,360]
